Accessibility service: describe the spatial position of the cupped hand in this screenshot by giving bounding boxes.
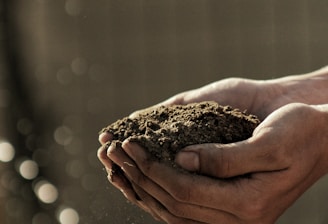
[110,103,328,224]
[129,77,284,120]
[97,69,328,223]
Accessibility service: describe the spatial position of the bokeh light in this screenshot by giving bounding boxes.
[0,141,15,162]
[54,126,73,146]
[34,180,59,204]
[18,159,39,180]
[58,207,79,224]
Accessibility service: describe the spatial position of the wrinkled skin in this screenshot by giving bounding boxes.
[98,68,328,224]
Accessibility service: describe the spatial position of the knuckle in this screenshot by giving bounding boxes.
[198,145,230,177]
[165,201,187,218]
[213,148,231,178]
[167,206,182,218]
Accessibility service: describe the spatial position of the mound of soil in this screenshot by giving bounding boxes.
[100,101,260,164]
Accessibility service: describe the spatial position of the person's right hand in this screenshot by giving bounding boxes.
[118,103,328,224]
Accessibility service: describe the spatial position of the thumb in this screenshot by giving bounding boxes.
[175,139,288,178]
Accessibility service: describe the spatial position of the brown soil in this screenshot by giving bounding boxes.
[101,101,260,165]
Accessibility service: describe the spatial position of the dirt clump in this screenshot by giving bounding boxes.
[100,101,260,164]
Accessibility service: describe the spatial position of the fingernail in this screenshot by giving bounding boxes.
[175,151,200,172]
[111,140,122,148]
[122,139,147,160]
[98,131,112,145]
[107,140,123,156]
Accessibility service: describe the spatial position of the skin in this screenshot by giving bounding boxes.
[98,66,328,224]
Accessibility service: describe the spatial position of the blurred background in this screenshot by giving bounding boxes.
[0,0,328,223]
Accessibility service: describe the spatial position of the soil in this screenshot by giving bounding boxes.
[100,101,260,165]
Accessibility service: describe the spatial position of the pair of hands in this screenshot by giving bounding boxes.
[98,76,328,223]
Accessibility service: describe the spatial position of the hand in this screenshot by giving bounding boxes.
[129,78,280,121]
[98,77,276,216]
[106,103,328,223]
[98,68,328,223]
[128,67,328,121]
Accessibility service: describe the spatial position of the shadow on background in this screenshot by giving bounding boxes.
[1,0,328,223]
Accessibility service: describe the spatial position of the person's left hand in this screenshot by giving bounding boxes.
[98,103,328,224]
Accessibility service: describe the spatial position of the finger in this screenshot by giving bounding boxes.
[105,143,164,221]
[106,141,155,200]
[124,145,284,224]
[123,158,239,223]
[97,143,113,168]
[175,138,290,178]
[98,131,112,145]
[131,184,164,222]
[121,141,246,214]
[98,144,130,190]
[98,144,129,186]
[101,142,143,203]
[98,144,139,202]
[101,156,157,220]
[108,166,141,204]
[133,184,207,224]
[104,141,163,222]
[107,141,136,170]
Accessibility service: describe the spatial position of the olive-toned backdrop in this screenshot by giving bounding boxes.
[1,0,328,223]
